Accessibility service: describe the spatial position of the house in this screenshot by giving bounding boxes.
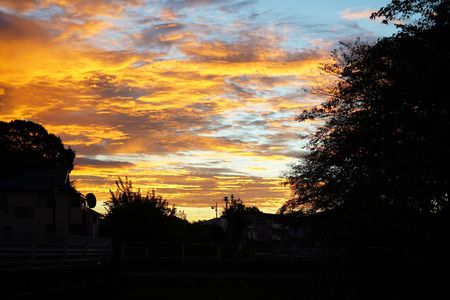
[201,217,228,231]
[0,167,100,237]
[244,212,305,242]
[203,212,304,243]
[245,213,278,242]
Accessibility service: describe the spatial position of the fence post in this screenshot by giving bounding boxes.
[29,238,36,269]
[83,240,88,265]
[62,239,67,266]
[102,242,108,261]
[145,245,149,261]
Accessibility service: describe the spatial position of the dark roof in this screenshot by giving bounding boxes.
[0,168,70,190]
[86,208,103,218]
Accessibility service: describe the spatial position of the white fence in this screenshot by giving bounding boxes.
[0,233,112,270]
[120,242,320,263]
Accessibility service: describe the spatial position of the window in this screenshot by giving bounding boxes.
[14,206,35,219]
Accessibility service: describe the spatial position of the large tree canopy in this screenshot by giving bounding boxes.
[282,0,450,220]
[0,120,75,174]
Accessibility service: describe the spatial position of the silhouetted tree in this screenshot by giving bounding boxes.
[0,120,75,175]
[281,0,450,245]
[101,177,187,248]
[105,177,176,217]
[222,194,260,242]
[222,194,260,216]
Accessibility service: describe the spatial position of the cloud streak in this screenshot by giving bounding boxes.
[340,8,376,21]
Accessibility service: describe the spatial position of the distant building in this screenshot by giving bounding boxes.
[0,168,100,237]
[203,212,304,243]
[245,213,304,242]
[245,213,280,242]
[201,217,228,231]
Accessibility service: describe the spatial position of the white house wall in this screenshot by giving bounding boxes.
[0,189,82,236]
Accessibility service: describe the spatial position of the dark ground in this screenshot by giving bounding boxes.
[0,257,445,300]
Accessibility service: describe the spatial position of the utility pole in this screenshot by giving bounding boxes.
[211,201,218,218]
[224,196,229,211]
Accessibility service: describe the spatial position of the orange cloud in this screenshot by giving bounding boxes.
[159,8,178,21]
[0,0,144,17]
[57,20,113,41]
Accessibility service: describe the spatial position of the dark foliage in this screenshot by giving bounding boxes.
[282,0,449,215]
[0,120,75,175]
[281,0,450,252]
[370,0,450,28]
[222,194,260,242]
[101,177,187,244]
[222,194,260,217]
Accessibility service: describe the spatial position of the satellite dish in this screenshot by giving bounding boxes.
[86,193,96,208]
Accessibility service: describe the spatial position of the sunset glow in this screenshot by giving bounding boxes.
[0,0,396,220]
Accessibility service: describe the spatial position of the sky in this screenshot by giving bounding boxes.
[0,0,397,220]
